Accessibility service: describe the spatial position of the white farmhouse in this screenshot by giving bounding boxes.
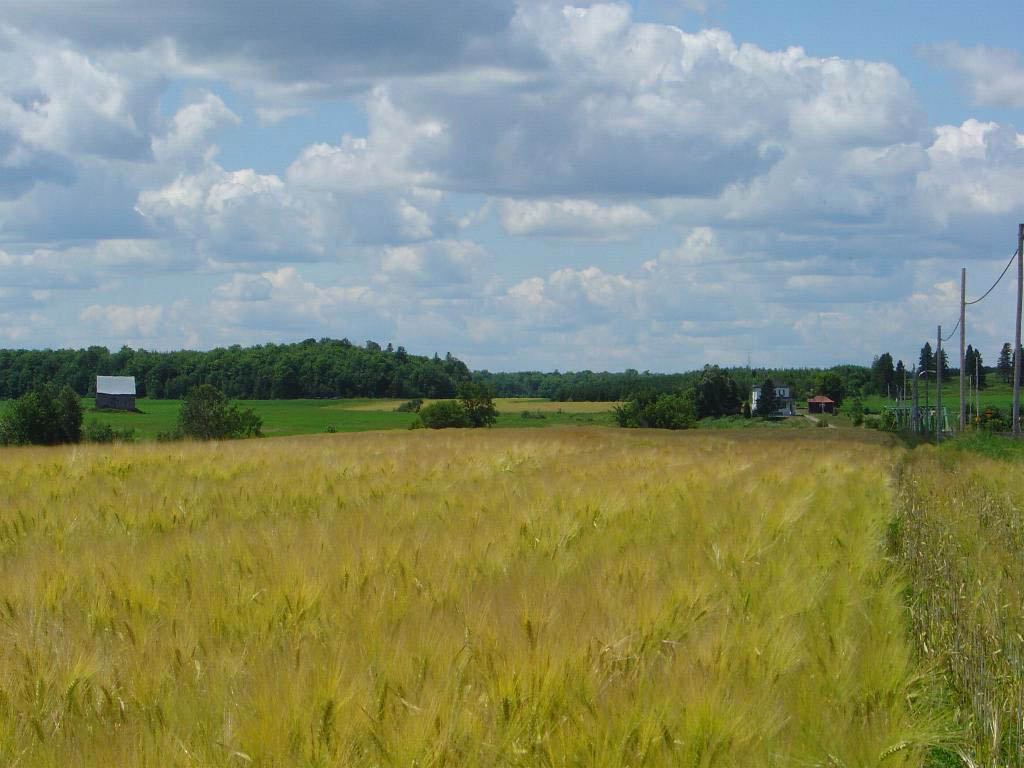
[750,385,795,417]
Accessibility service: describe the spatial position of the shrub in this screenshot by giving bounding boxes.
[848,397,865,427]
[614,390,696,430]
[979,406,1010,432]
[325,425,337,433]
[863,415,881,430]
[84,420,136,443]
[418,400,471,429]
[520,411,546,420]
[178,384,263,440]
[0,384,83,445]
[395,398,423,413]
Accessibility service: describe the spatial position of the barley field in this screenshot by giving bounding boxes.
[0,428,938,766]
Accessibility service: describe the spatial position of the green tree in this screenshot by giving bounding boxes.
[849,397,865,427]
[0,384,82,445]
[871,353,894,395]
[55,384,83,443]
[811,371,845,406]
[998,342,1013,384]
[418,400,470,429]
[894,360,906,397]
[458,381,498,427]
[919,343,934,376]
[692,365,742,419]
[938,349,949,382]
[613,390,696,430]
[178,385,262,440]
[754,378,780,418]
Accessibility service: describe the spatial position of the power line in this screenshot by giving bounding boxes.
[936,247,1016,355]
[965,247,1019,305]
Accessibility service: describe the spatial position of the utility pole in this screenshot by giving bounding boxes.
[1015,223,1024,436]
[976,354,980,427]
[960,267,966,432]
[912,364,919,433]
[925,366,933,421]
[937,325,942,443]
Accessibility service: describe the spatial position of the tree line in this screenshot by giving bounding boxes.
[475,365,870,404]
[1,339,880,405]
[613,365,853,430]
[0,339,471,400]
[867,340,1024,399]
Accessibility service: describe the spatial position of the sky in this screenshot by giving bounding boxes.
[2,1,1024,372]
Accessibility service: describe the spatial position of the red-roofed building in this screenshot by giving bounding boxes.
[807,395,835,414]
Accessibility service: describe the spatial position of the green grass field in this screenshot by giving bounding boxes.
[79,398,615,440]
[859,378,1016,415]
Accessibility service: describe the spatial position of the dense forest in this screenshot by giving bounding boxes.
[0,338,878,402]
[0,339,471,400]
[475,364,873,403]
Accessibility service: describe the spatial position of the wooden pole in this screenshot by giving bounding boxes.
[937,325,942,443]
[1015,224,1023,436]
[912,364,919,432]
[960,267,966,432]
[925,364,929,420]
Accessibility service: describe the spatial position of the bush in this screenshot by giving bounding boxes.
[178,385,263,440]
[84,420,136,443]
[418,400,471,429]
[848,397,865,427]
[520,411,546,420]
[979,406,1010,432]
[0,384,83,445]
[395,398,423,413]
[863,415,881,430]
[325,425,337,433]
[614,390,696,430]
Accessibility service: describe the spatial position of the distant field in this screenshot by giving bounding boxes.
[76,397,615,440]
[342,397,619,414]
[0,428,936,766]
[859,378,1016,415]
[79,398,417,439]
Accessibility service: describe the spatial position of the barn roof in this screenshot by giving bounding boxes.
[96,376,136,395]
[807,395,835,403]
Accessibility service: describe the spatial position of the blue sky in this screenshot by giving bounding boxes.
[2,1,1023,371]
